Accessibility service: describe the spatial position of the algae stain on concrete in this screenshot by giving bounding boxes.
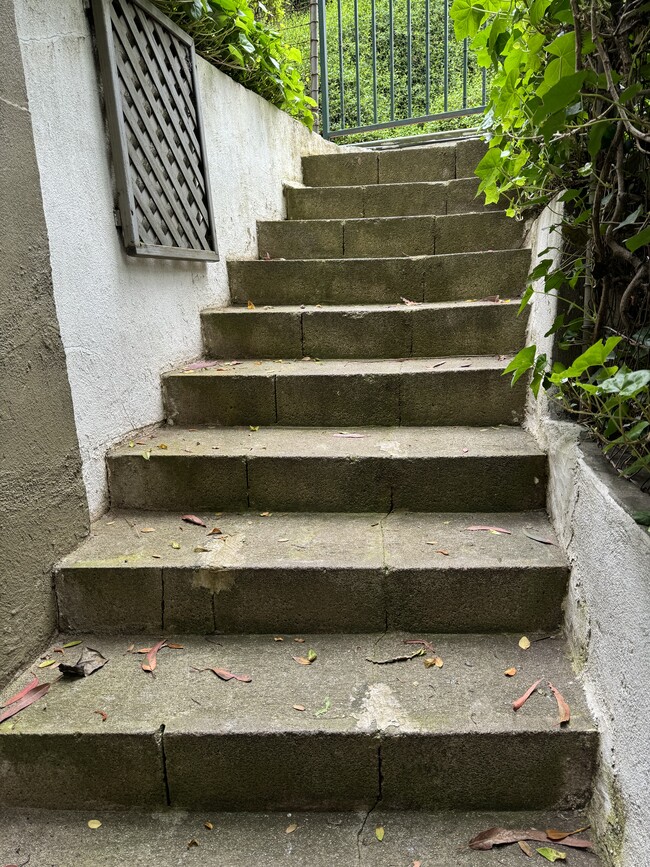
[355,683,409,733]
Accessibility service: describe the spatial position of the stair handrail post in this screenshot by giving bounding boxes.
[317,0,330,139]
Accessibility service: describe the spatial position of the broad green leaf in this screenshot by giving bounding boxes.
[625,226,650,253]
[615,206,643,232]
[503,344,537,385]
[588,120,613,158]
[450,0,485,39]
[598,369,650,398]
[550,337,622,381]
[533,72,585,124]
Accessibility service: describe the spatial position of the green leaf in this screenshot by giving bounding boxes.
[588,120,613,158]
[598,369,650,398]
[536,849,567,862]
[503,344,537,385]
[533,71,585,124]
[518,284,534,315]
[625,226,650,253]
[633,511,650,527]
[450,0,485,38]
[550,337,622,381]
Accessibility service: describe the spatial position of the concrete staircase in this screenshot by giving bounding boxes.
[0,141,600,865]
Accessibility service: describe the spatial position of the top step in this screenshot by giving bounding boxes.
[302,140,487,187]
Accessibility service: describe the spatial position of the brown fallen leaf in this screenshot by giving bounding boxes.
[204,821,213,830]
[192,666,252,683]
[466,525,512,534]
[260,511,271,517]
[1,677,39,708]
[286,823,298,834]
[504,667,517,677]
[545,826,590,841]
[182,514,206,527]
[140,527,156,533]
[367,649,425,665]
[294,637,305,643]
[187,838,199,848]
[400,297,418,305]
[436,549,450,556]
[247,300,256,310]
[0,682,51,724]
[523,529,556,545]
[512,679,543,711]
[94,710,108,722]
[548,681,571,725]
[404,638,436,654]
[424,656,444,668]
[470,828,549,850]
[194,547,210,553]
[60,647,108,678]
[141,639,168,673]
[207,527,223,535]
[518,840,534,856]
[293,704,306,711]
[274,637,284,642]
[293,649,317,665]
[158,443,168,450]
[518,636,531,650]
[166,643,185,649]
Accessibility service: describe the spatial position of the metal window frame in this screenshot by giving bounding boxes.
[91,0,219,262]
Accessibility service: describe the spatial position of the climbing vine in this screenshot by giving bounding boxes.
[451,0,650,483]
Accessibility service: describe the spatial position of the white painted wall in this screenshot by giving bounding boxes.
[526,207,650,867]
[14,0,336,518]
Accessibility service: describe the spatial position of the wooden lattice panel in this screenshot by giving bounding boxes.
[92,0,218,260]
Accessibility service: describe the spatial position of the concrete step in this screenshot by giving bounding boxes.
[0,806,600,866]
[285,178,502,220]
[302,139,487,187]
[106,426,546,513]
[57,510,567,635]
[201,301,527,360]
[162,357,525,428]
[257,213,525,260]
[228,249,532,306]
[0,633,596,811]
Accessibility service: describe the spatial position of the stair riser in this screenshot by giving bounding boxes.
[57,565,567,635]
[202,305,527,360]
[108,453,547,513]
[257,213,525,259]
[0,729,595,811]
[163,368,526,427]
[302,140,487,187]
[228,249,532,306]
[285,179,501,220]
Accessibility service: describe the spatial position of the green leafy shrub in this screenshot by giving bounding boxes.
[152,0,316,128]
[451,0,650,483]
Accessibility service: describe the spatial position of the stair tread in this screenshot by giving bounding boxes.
[204,299,519,314]
[0,807,599,865]
[1,632,594,737]
[164,355,515,379]
[261,211,504,224]
[61,509,566,572]
[109,425,544,460]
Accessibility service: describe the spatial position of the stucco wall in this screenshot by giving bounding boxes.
[525,207,650,866]
[14,0,336,518]
[1,3,89,686]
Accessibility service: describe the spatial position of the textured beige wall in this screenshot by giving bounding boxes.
[0,1,89,686]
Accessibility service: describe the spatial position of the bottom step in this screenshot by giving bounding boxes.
[0,807,599,865]
[0,633,596,811]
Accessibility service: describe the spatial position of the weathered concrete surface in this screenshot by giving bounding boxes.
[0,633,596,810]
[202,302,528,359]
[163,357,525,427]
[0,1,89,687]
[257,213,523,260]
[57,511,567,634]
[228,249,531,306]
[0,807,600,866]
[285,178,500,220]
[106,426,547,512]
[13,0,337,517]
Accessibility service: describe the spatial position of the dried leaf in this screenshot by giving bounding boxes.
[142,450,151,460]
[286,823,298,834]
[545,826,590,842]
[293,647,317,666]
[171,541,181,550]
[94,710,108,722]
[193,666,252,683]
[404,638,436,654]
[375,826,385,842]
[518,840,534,856]
[274,637,284,642]
[62,640,82,648]
[2,677,39,708]
[424,656,444,668]
[260,511,271,517]
[294,637,305,643]
[87,820,102,830]
[466,525,511,534]
[182,514,206,527]
[166,643,184,649]
[518,636,531,650]
[483,294,501,302]
[207,527,223,535]
[60,647,108,678]
[523,529,556,545]
[141,639,167,673]
[504,667,517,677]
[187,839,199,849]
[548,681,571,725]
[512,679,543,711]
[469,828,549,850]
[38,659,57,668]
[536,848,566,862]
[140,528,156,533]
[413,862,422,867]
[293,704,306,711]
[0,682,50,724]
[194,547,210,553]
[435,549,450,556]
[367,649,425,665]
[204,821,213,830]
[247,300,256,310]
[158,443,168,450]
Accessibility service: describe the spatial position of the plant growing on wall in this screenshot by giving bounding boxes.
[451,0,650,483]
[152,0,316,127]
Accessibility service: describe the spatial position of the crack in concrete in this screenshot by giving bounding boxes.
[356,743,383,866]
[158,724,172,806]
